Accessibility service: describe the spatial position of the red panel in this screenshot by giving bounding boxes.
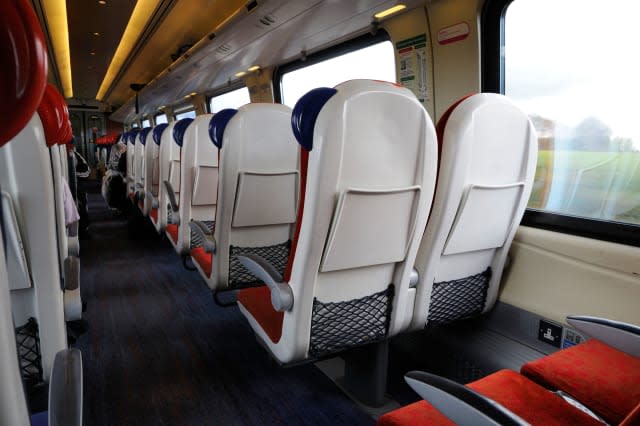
[238,286,284,343]
[522,339,640,424]
[166,224,179,244]
[191,247,213,278]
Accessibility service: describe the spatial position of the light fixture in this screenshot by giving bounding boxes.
[247,65,260,72]
[373,4,406,20]
[93,32,100,36]
[189,92,197,96]
[98,0,107,4]
[96,0,162,101]
[158,105,166,110]
[90,52,96,55]
[41,0,73,97]
[235,71,247,78]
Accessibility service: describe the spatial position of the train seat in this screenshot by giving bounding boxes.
[520,317,640,425]
[167,114,217,256]
[189,105,299,292]
[143,123,168,218]
[235,80,438,363]
[377,369,604,426]
[38,85,83,321]
[410,94,538,330]
[134,127,152,212]
[126,129,140,200]
[163,118,193,248]
[154,122,178,233]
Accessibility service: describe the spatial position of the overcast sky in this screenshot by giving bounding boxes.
[505,0,640,147]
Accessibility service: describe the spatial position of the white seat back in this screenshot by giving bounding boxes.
[237,80,437,363]
[176,114,217,255]
[134,128,151,203]
[156,122,177,232]
[204,104,298,291]
[126,130,139,196]
[411,94,538,329]
[142,124,167,219]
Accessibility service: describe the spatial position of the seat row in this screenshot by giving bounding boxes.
[0,1,82,424]
[379,316,640,425]
[126,79,538,365]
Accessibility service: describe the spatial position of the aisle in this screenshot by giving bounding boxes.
[75,182,374,425]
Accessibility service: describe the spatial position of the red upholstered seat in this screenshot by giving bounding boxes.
[377,370,603,426]
[166,224,178,243]
[521,339,640,424]
[237,286,284,343]
[190,247,212,278]
[149,208,158,223]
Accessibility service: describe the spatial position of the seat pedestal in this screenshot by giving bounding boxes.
[339,340,389,407]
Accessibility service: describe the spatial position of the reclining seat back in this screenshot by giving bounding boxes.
[163,118,192,244]
[145,123,168,222]
[126,129,140,198]
[411,94,538,330]
[134,127,152,209]
[175,114,216,255]
[237,80,438,363]
[155,122,177,232]
[201,104,299,290]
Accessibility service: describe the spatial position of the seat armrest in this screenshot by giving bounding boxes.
[63,256,80,291]
[68,221,79,238]
[49,348,83,426]
[236,254,293,312]
[567,315,640,357]
[163,180,179,212]
[188,221,216,253]
[404,371,527,426]
[145,191,159,209]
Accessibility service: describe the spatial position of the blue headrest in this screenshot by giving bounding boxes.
[173,118,193,147]
[208,109,237,149]
[152,123,169,145]
[139,127,152,145]
[128,129,140,144]
[291,87,337,151]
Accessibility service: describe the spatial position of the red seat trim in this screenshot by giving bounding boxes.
[149,208,158,223]
[166,224,178,243]
[191,247,212,278]
[238,286,284,343]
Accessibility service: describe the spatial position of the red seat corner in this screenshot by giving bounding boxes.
[238,286,283,344]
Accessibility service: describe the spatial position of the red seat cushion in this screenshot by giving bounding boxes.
[166,224,178,243]
[191,247,212,278]
[377,370,603,426]
[521,339,640,424]
[149,208,158,223]
[237,286,283,343]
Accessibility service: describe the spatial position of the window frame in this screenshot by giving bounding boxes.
[154,112,168,125]
[482,0,640,247]
[206,83,250,114]
[273,30,392,104]
[174,108,196,121]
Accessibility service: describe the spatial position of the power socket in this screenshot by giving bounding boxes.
[538,319,562,348]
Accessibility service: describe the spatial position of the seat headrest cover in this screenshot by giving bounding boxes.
[0,0,48,147]
[153,123,169,145]
[38,84,65,147]
[208,109,237,149]
[291,87,337,151]
[139,127,152,145]
[128,129,140,144]
[173,118,193,147]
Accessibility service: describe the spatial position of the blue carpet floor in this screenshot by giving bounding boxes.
[75,183,375,425]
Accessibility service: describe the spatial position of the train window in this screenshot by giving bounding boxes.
[155,113,168,125]
[131,123,139,129]
[141,119,151,128]
[175,110,196,121]
[208,87,250,114]
[483,0,640,245]
[279,39,395,108]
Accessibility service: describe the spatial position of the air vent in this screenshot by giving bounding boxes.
[216,44,232,54]
[259,14,275,26]
[246,0,258,12]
